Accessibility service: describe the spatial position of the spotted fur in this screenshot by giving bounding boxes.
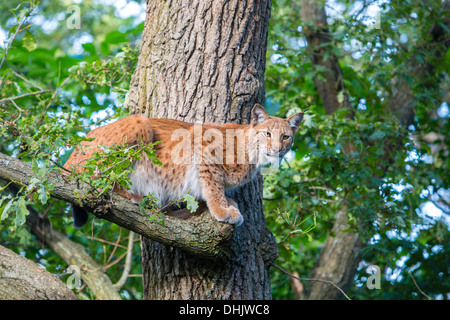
[64,104,304,227]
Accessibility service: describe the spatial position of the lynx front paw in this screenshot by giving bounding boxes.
[210,206,244,226]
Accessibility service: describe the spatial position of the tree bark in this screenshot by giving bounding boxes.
[0,245,78,300]
[302,210,363,300]
[127,0,278,299]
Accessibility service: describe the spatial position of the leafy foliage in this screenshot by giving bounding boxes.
[67,140,162,200]
[0,0,147,299]
[265,0,449,300]
[0,0,448,300]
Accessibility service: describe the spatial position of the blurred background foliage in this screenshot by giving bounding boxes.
[0,0,448,299]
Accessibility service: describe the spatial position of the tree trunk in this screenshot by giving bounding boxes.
[127,0,278,299]
[0,245,78,300]
[300,0,349,114]
[300,0,361,300]
[302,210,363,300]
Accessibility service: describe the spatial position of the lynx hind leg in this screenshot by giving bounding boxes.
[115,186,143,204]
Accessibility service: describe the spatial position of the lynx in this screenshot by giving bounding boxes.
[64,104,304,227]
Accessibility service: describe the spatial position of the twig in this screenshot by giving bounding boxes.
[50,159,72,174]
[113,231,135,290]
[99,156,132,175]
[41,75,71,116]
[103,251,128,270]
[273,264,352,300]
[106,228,122,266]
[0,90,52,104]
[409,271,431,300]
[87,236,127,249]
[0,5,34,70]
[9,99,24,113]
[12,71,44,91]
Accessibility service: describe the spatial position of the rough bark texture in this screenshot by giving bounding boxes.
[127,0,277,299]
[26,207,122,300]
[0,245,78,300]
[128,0,268,124]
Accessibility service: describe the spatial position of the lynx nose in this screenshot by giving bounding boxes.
[271,147,283,155]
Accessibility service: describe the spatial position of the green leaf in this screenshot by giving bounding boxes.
[37,185,49,205]
[182,194,199,213]
[369,131,385,140]
[395,216,406,228]
[337,90,345,104]
[0,198,14,221]
[15,197,30,226]
[23,31,37,51]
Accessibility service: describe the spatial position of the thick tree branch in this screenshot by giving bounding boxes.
[0,245,78,300]
[0,152,235,259]
[25,206,123,300]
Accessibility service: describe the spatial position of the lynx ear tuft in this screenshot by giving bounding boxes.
[251,104,269,125]
[287,111,305,133]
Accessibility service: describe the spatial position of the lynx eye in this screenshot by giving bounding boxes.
[266,132,271,138]
[282,135,291,141]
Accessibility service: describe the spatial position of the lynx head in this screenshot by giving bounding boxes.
[249,104,305,166]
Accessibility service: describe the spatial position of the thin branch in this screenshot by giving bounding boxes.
[106,228,122,267]
[409,271,431,300]
[9,99,24,113]
[273,264,352,300]
[0,5,36,70]
[0,90,52,104]
[46,75,71,109]
[12,71,44,91]
[103,251,128,270]
[113,231,135,290]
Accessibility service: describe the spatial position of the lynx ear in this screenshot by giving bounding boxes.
[287,111,305,133]
[251,104,269,125]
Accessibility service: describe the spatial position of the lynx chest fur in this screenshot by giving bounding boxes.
[65,104,304,227]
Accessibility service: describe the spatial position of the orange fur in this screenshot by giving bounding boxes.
[64,104,304,226]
